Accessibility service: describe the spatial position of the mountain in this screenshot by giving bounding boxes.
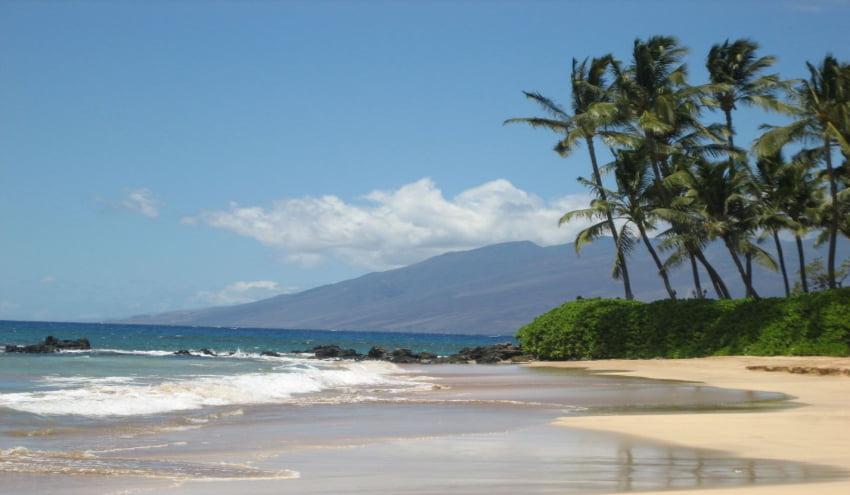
[118,238,848,335]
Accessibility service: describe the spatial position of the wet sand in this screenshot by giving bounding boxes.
[535,356,850,495]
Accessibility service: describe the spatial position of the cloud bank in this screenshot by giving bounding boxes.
[191,178,592,270]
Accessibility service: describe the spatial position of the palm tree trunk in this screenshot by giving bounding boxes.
[693,248,731,299]
[647,135,666,184]
[723,237,760,298]
[587,137,634,300]
[636,222,676,300]
[725,107,759,298]
[689,253,704,298]
[823,137,838,289]
[795,234,809,293]
[724,108,736,152]
[772,230,790,297]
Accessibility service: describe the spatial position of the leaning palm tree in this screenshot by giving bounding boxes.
[706,39,789,290]
[664,159,779,298]
[778,159,824,293]
[602,36,732,296]
[562,151,678,299]
[756,55,850,289]
[506,55,635,300]
[752,151,794,296]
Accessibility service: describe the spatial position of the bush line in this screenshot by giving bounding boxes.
[516,288,850,360]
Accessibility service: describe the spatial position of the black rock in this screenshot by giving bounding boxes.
[4,336,91,354]
[274,342,523,365]
[312,345,361,359]
[455,343,523,364]
[387,348,420,363]
[198,348,216,356]
[261,351,282,357]
[366,346,388,360]
[174,349,193,356]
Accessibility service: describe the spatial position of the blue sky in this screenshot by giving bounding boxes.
[1,0,848,321]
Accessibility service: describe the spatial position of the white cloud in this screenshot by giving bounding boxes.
[192,178,593,270]
[120,188,160,218]
[192,280,297,306]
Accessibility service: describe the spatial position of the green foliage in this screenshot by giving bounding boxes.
[517,288,850,359]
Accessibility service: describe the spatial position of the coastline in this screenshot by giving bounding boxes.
[531,356,850,494]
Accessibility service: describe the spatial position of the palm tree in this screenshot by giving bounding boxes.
[506,56,635,300]
[706,39,788,291]
[752,151,794,296]
[563,151,678,299]
[664,159,778,298]
[603,36,731,296]
[756,55,850,289]
[778,159,824,292]
[707,39,786,153]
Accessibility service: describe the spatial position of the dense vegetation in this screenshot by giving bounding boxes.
[507,36,850,301]
[516,288,850,359]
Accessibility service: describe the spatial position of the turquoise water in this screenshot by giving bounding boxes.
[0,320,511,356]
[0,320,507,417]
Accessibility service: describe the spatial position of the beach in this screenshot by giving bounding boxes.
[534,356,850,495]
[2,322,849,494]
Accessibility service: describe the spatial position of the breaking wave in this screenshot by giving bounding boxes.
[0,360,425,417]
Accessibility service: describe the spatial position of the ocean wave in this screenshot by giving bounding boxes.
[56,348,306,361]
[0,361,425,417]
[57,348,176,357]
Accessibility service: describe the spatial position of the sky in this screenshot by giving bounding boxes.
[1,0,848,321]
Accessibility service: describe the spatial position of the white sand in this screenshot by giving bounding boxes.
[530,356,850,494]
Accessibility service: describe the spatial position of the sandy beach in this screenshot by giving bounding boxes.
[532,356,850,494]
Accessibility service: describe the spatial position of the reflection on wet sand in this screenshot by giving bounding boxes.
[241,422,845,495]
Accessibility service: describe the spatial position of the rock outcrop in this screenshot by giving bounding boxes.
[452,343,526,364]
[311,345,360,359]
[314,342,528,365]
[4,336,91,353]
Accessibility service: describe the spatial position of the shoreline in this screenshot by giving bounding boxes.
[530,356,850,494]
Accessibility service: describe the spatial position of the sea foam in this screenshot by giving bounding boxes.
[0,360,421,417]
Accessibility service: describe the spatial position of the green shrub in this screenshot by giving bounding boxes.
[516,288,850,360]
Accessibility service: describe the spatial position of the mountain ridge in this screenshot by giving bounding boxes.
[117,239,848,335]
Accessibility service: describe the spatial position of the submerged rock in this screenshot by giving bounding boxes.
[4,336,91,353]
[432,354,470,364]
[173,348,220,357]
[260,351,282,357]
